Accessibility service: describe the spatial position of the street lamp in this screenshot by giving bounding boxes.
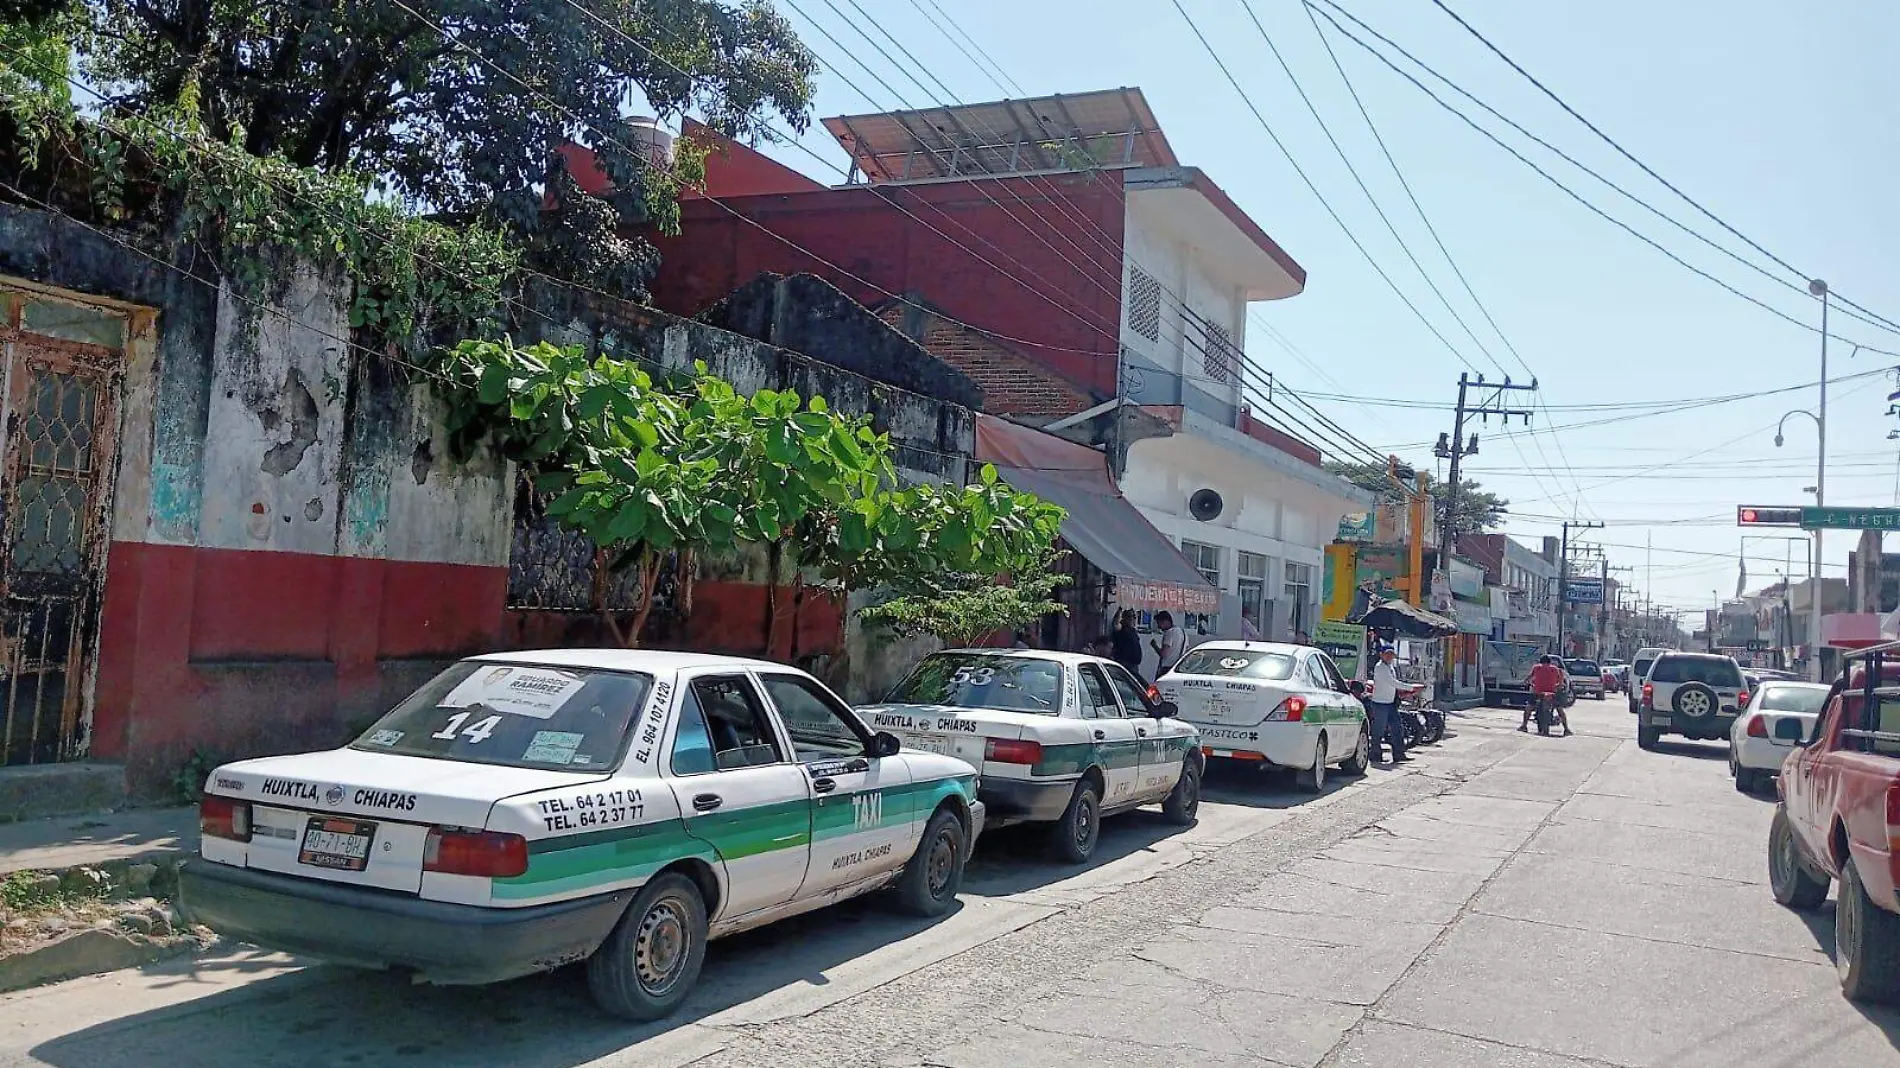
[1811,279,1830,681]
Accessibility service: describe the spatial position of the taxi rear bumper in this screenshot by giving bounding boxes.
[180,859,631,985]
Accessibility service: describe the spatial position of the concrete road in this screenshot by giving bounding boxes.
[2,698,1894,1067]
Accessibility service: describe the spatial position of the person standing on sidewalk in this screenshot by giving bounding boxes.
[1111,610,1146,680]
[1369,645,1421,763]
[1150,611,1186,678]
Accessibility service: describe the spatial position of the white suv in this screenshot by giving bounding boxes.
[1637,652,1749,750]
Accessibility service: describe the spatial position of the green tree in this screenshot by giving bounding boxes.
[859,562,1072,650]
[7,0,817,300]
[1323,460,1508,538]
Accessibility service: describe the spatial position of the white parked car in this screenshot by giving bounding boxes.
[1158,641,1370,794]
[861,650,1201,864]
[180,651,983,1020]
[1728,681,1832,793]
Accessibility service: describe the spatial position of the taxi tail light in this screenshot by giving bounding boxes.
[199,794,251,843]
[984,738,1044,765]
[424,828,529,878]
[1746,716,1768,738]
[1265,695,1307,722]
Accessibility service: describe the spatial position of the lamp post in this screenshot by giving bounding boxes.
[1811,278,1830,680]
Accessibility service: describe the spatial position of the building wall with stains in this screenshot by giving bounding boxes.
[0,206,978,795]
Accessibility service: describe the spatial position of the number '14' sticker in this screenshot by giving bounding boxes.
[433,712,502,744]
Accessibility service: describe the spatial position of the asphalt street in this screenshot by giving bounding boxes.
[1,698,1894,1067]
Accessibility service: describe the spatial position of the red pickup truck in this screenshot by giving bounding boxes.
[1771,642,1900,1004]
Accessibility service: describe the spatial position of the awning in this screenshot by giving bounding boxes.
[976,415,1219,614]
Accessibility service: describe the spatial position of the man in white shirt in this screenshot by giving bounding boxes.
[1150,612,1186,676]
[1368,645,1422,764]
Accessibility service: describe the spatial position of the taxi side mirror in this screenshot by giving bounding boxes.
[1152,701,1178,720]
[870,731,903,758]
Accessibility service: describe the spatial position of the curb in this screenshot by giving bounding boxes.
[0,927,202,993]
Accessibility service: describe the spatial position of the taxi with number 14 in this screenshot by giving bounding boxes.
[180,650,983,1020]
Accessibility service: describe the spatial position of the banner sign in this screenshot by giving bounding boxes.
[1564,579,1604,605]
[1118,579,1221,614]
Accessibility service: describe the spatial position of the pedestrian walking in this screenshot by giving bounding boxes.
[1150,611,1186,677]
[1369,645,1422,763]
[1112,610,1146,680]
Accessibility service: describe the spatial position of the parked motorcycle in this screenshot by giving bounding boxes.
[1399,693,1446,746]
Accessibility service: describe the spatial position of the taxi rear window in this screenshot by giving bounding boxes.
[350,661,652,771]
[1171,649,1296,680]
[887,653,1063,714]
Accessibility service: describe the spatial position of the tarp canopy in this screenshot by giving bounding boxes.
[976,415,1218,614]
[1351,596,1460,638]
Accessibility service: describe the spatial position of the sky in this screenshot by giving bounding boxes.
[720,0,1900,624]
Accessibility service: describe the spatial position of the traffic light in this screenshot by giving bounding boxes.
[1736,506,1803,527]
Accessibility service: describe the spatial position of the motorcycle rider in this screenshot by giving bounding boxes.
[1522,654,1572,736]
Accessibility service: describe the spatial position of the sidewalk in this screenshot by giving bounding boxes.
[0,806,195,876]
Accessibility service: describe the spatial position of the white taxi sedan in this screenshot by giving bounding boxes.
[1159,641,1370,793]
[861,650,1202,864]
[1728,680,1832,793]
[180,650,982,1020]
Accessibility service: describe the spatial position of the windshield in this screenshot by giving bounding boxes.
[1757,685,1830,715]
[1650,656,1744,687]
[887,653,1063,713]
[1170,648,1297,680]
[1566,660,1600,676]
[351,661,651,771]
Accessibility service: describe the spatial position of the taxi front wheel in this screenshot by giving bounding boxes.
[587,872,709,1021]
[894,807,967,917]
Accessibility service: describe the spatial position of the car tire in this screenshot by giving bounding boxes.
[1162,757,1202,826]
[1338,725,1371,777]
[894,806,967,917]
[1734,767,1764,794]
[1768,807,1829,910]
[587,872,709,1021]
[1637,722,1661,750]
[1048,778,1102,864]
[1300,732,1328,793]
[1838,856,1900,1004]
[1675,682,1718,720]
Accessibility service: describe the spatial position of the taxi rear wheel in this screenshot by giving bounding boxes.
[895,806,967,917]
[1299,733,1328,793]
[587,872,708,1021]
[1338,725,1371,777]
[1161,757,1201,826]
[1047,778,1102,863]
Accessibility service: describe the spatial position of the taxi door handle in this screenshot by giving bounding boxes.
[692,794,723,812]
[812,777,837,794]
[1093,729,1106,741]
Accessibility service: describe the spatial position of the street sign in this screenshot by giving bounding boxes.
[1564,578,1605,604]
[1737,505,1804,527]
[1800,506,1900,531]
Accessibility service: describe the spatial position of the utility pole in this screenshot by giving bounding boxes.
[1605,564,1633,660]
[1555,521,1604,659]
[1435,373,1537,607]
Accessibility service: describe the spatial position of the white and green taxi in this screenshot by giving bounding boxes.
[860,650,1201,864]
[1158,640,1370,793]
[179,650,982,1020]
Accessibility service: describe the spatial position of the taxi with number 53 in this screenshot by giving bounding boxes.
[179,650,983,1020]
[858,650,1202,864]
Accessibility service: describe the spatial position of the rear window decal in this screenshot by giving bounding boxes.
[523,731,586,765]
[441,666,587,720]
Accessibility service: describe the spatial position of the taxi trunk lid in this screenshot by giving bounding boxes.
[1163,676,1287,728]
[859,704,1014,769]
[209,749,612,893]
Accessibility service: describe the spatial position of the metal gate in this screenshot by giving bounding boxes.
[0,327,121,764]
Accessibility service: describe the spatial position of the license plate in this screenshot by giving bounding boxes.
[909,735,958,756]
[1649,715,1673,727]
[299,817,377,871]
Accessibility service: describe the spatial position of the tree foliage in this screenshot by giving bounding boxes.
[1324,460,1508,539]
[4,0,817,300]
[858,561,1072,650]
[436,339,1069,654]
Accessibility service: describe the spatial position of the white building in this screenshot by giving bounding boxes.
[1502,537,1559,647]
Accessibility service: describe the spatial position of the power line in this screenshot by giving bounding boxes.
[1424,0,1900,338]
[1307,0,1900,354]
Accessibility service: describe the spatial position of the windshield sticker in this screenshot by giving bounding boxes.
[523,731,586,765]
[440,666,586,720]
[364,729,404,747]
[537,788,645,833]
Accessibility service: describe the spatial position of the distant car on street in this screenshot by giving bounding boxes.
[1564,659,1605,700]
[180,650,982,1020]
[1728,681,1831,793]
[1637,651,1749,750]
[1159,640,1371,794]
[864,650,1201,864]
[1771,642,1900,1004]
[1626,647,1672,715]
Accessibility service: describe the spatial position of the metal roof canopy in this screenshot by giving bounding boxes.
[823,88,1180,184]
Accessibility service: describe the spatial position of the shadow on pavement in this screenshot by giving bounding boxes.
[1644,738,1731,762]
[1789,900,1900,1051]
[30,894,968,1068]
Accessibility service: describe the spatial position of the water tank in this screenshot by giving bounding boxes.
[627,116,676,170]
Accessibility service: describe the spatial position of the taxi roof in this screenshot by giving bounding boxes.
[469,648,791,675]
[1176,640,1306,655]
[935,648,1116,667]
